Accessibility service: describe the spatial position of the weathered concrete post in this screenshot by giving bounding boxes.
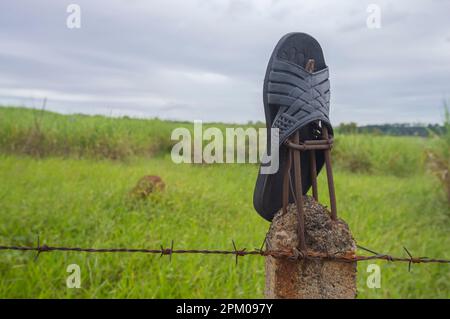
[265,197,357,299]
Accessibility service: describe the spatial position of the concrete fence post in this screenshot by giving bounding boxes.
[265,197,357,299]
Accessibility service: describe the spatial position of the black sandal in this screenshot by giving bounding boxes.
[253,32,333,221]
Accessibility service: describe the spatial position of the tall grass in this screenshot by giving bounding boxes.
[0,106,432,178]
[0,106,178,160]
[332,134,430,177]
[0,106,260,161]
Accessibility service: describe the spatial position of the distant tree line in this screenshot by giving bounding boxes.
[336,122,446,137]
[247,121,446,137]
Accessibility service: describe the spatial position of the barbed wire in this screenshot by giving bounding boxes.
[0,237,449,271]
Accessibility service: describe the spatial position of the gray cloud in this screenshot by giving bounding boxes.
[0,0,449,124]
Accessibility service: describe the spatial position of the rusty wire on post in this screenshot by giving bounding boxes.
[282,132,337,254]
[284,131,337,218]
[279,57,338,255]
[321,126,337,220]
[291,131,307,252]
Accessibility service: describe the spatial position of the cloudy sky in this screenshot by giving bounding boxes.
[0,0,449,124]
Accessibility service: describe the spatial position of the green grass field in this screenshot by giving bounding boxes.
[0,106,448,298]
